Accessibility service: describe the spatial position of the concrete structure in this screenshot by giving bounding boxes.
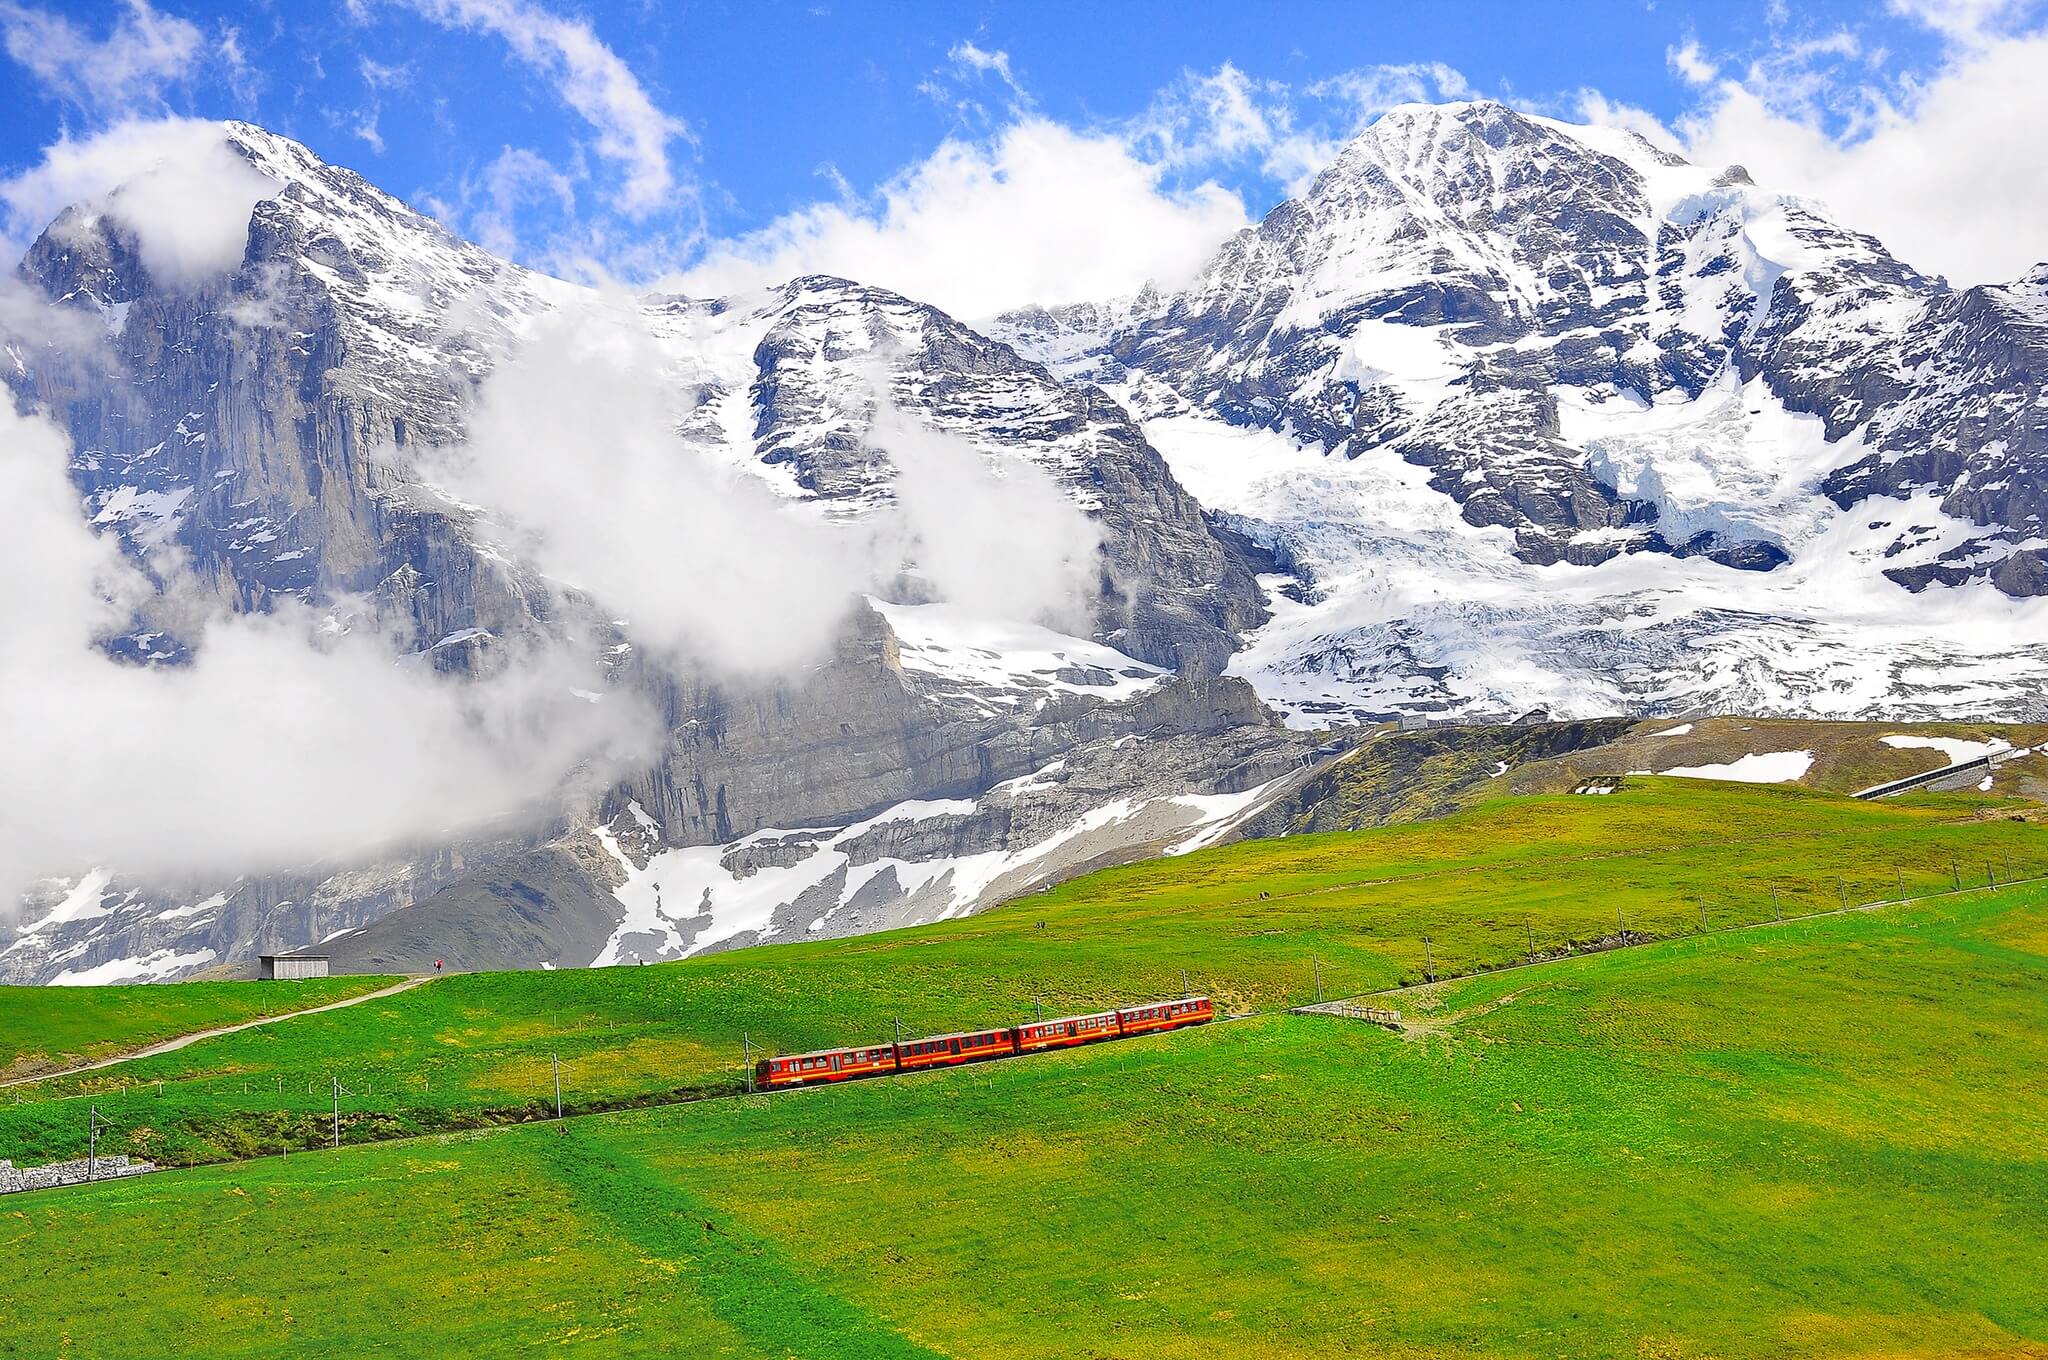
[1853,750,2016,800]
[258,954,330,980]
[1,1156,157,1195]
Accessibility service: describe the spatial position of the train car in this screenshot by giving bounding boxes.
[1115,996,1214,1037]
[1014,1009,1122,1053]
[895,1027,1017,1072]
[756,1042,898,1090]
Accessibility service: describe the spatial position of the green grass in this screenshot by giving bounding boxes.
[8,881,2046,1358]
[4,779,2044,1172]
[0,974,394,1082]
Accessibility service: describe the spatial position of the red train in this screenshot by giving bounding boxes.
[755,997,1214,1090]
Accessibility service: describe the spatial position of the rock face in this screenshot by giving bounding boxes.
[1822,265,2048,592]
[0,123,1289,983]
[644,276,1268,675]
[994,100,2048,726]
[11,125,562,652]
[329,669,1318,974]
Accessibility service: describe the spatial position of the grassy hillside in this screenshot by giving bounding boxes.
[4,778,2043,1171]
[7,882,2045,1358]
[0,975,393,1083]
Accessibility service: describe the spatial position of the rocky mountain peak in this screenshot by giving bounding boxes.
[4,106,2043,986]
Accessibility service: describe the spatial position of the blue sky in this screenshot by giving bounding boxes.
[2,0,2044,309]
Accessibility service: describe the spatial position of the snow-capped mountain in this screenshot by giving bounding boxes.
[995,100,2048,726]
[4,104,2044,982]
[1,122,1300,983]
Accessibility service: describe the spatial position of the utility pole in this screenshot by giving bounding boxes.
[1034,997,1043,1022]
[1698,895,1708,930]
[88,1106,103,1182]
[1952,856,1961,891]
[1837,878,1848,910]
[553,1053,563,1119]
[1616,907,1626,939]
[1181,969,1190,1000]
[1525,917,1535,960]
[893,1016,903,1049]
[1771,887,1781,921]
[1423,938,1434,985]
[332,1075,341,1150]
[1313,955,1323,1002]
[1895,867,1905,901]
[742,1033,753,1094]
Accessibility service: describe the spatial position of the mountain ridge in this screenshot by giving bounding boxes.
[4,104,2043,983]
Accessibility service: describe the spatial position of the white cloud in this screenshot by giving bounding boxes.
[1888,0,2039,44]
[347,56,413,154]
[671,57,1502,318]
[419,302,868,675]
[466,146,578,258]
[1651,25,2048,285]
[0,0,202,114]
[1134,61,1473,195]
[1669,39,1720,86]
[1135,64,1294,171]
[0,393,656,907]
[869,395,1101,634]
[947,41,1028,104]
[0,118,276,287]
[1307,61,1476,119]
[393,0,689,216]
[352,110,386,154]
[676,118,1247,319]
[417,303,1108,673]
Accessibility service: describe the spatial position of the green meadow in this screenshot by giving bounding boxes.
[0,974,391,1083]
[5,880,2045,1358]
[2,778,2043,1174]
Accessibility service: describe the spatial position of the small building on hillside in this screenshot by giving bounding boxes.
[258,954,330,981]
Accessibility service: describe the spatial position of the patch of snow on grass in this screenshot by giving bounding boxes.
[1879,734,2012,765]
[1633,750,1814,784]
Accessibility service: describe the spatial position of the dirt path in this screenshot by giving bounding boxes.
[1,975,436,1090]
